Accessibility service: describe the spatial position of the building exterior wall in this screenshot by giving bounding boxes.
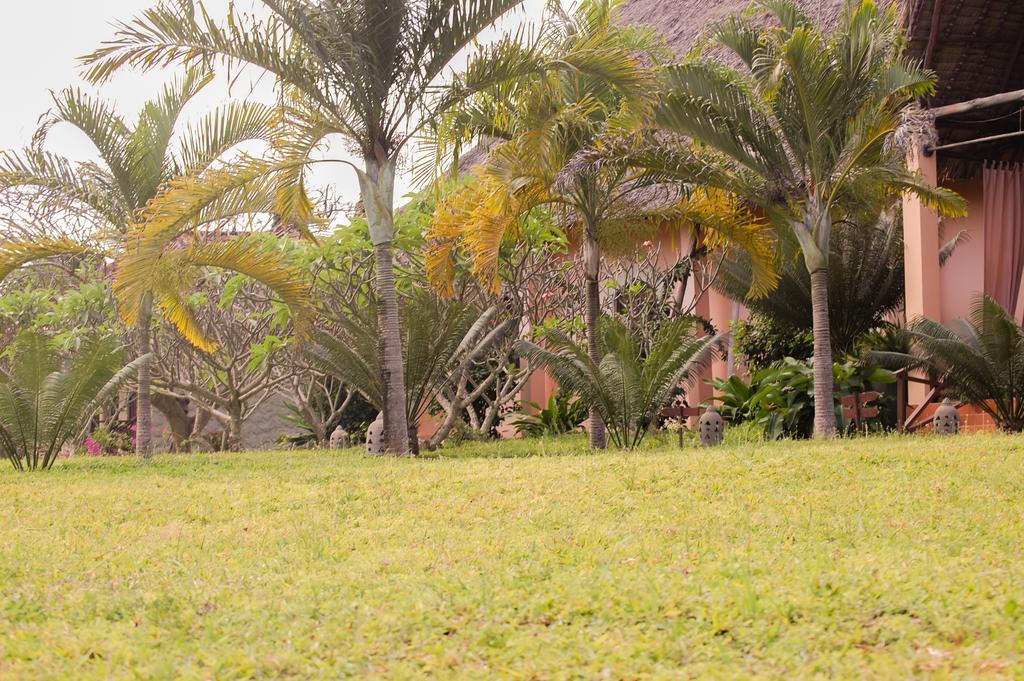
[939,176,986,325]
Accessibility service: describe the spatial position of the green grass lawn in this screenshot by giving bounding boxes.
[2,433,1023,679]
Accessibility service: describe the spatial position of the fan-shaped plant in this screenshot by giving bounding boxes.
[893,296,1024,431]
[304,291,514,452]
[0,332,147,471]
[516,315,719,449]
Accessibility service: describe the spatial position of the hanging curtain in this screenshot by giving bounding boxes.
[983,162,1024,312]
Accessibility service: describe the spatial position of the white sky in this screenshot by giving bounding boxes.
[0,0,546,218]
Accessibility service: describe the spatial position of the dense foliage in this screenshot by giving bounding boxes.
[517,315,719,449]
[712,358,896,439]
[511,392,589,438]
[884,296,1024,431]
[0,333,144,470]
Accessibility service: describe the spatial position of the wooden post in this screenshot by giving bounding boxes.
[903,143,944,405]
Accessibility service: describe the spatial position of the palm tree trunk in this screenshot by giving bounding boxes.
[809,268,837,437]
[358,155,410,456]
[135,296,154,459]
[373,239,411,455]
[583,234,607,449]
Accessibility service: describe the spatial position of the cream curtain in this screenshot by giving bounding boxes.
[983,162,1024,313]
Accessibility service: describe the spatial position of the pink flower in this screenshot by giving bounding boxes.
[85,436,102,457]
[642,240,653,248]
[130,423,138,433]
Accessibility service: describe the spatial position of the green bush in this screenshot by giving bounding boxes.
[511,391,588,437]
[711,358,896,439]
[732,313,813,371]
[880,295,1024,431]
[0,332,145,470]
[517,315,719,449]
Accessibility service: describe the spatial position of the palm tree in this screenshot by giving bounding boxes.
[0,332,147,471]
[627,0,966,437]
[516,315,719,449]
[886,296,1024,432]
[0,72,309,457]
[427,0,776,448]
[80,0,579,455]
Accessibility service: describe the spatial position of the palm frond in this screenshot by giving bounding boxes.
[0,236,98,283]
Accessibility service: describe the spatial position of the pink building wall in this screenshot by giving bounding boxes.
[938,176,986,325]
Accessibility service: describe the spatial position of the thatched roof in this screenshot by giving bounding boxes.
[902,0,1024,175]
[618,0,847,58]
[620,0,1024,177]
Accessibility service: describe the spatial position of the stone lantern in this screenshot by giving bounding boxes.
[699,406,725,446]
[933,399,960,434]
[366,414,385,454]
[329,426,349,450]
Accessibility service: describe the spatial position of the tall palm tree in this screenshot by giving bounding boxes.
[0,72,309,457]
[626,0,966,437]
[427,0,776,448]
[80,0,587,454]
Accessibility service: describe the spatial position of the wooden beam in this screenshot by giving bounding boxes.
[930,88,1024,118]
[924,129,1024,155]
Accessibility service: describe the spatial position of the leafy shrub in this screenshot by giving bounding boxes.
[85,424,136,456]
[882,295,1024,431]
[511,391,588,437]
[732,313,814,371]
[0,332,145,470]
[711,358,896,439]
[517,315,719,449]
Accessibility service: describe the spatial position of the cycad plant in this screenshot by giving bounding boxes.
[0,72,309,457]
[305,291,513,452]
[81,0,583,454]
[0,332,147,471]
[428,0,776,448]
[516,315,719,449]
[893,296,1024,431]
[628,0,966,436]
[717,212,905,356]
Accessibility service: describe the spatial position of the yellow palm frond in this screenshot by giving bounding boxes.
[132,156,279,260]
[153,273,217,352]
[0,237,98,283]
[428,171,550,293]
[680,189,779,298]
[117,234,314,351]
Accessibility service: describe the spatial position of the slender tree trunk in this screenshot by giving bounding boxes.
[227,404,243,452]
[583,233,607,449]
[373,240,411,455]
[135,296,154,459]
[359,155,410,455]
[809,268,837,437]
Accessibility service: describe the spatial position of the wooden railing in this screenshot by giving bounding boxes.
[894,368,950,432]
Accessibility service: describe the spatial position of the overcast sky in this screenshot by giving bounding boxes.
[0,0,545,214]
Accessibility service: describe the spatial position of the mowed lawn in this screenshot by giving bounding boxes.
[2,434,1023,679]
